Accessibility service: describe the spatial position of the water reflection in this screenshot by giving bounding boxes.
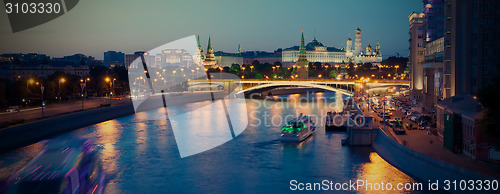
[0,92,418,193]
[354,152,417,194]
[93,120,122,175]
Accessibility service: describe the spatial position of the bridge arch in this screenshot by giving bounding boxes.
[236,82,354,96]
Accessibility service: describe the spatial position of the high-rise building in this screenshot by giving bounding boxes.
[423,37,444,109]
[423,0,445,43]
[434,0,500,160]
[125,51,146,69]
[409,13,426,97]
[422,0,445,110]
[104,51,125,67]
[444,0,500,97]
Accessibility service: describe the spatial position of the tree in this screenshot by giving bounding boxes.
[328,70,339,78]
[0,82,8,109]
[312,62,322,71]
[291,68,297,78]
[273,61,282,68]
[230,64,240,73]
[255,73,263,79]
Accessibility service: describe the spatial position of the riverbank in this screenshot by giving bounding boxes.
[360,97,500,181]
[0,97,131,126]
[373,129,498,192]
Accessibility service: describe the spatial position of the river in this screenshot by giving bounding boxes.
[0,92,420,193]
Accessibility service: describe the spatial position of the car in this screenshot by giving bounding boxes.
[409,115,420,122]
[3,139,106,194]
[6,106,19,112]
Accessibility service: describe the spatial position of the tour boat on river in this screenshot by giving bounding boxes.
[280,114,316,142]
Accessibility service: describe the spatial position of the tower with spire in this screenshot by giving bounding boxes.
[375,39,381,57]
[195,34,205,65]
[296,29,309,79]
[203,34,217,68]
[354,26,362,56]
[366,44,372,56]
[346,36,353,59]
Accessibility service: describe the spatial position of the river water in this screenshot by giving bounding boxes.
[0,92,420,193]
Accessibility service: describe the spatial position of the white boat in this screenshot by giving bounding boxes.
[280,114,316,142]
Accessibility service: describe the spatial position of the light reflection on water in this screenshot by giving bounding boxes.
[0,92,420,193]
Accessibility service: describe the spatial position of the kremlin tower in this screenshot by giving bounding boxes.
[203,34,217,68]
[195,34,205,65]
[296,30,309,79]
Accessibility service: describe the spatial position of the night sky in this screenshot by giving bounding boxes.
[0,0,422,60]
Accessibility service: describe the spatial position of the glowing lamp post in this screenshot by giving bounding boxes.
[80,78,90,110]
[58,78,65,103]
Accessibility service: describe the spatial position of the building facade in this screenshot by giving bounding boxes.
[282,27,382,65]
[409,13,426,97]
[423,37,444,109]
[6,53,91,79]
[104,51,125,67]
[444,0,500,97]
[436,94,497,161]
[214,51,243,67]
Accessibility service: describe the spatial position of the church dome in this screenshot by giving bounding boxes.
[306,38,324,48]
[356,26,361,33]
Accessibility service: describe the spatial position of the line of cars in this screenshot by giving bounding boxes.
[392,98,437,131]
[370,99,393,120]
[369,98,408,135]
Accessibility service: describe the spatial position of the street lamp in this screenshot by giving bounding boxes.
[26,78,35,107]
[80,78,90,110]
[41,84,44,117]
[27,78,34,90]
[58,78,65,103]
[105,77,112,104]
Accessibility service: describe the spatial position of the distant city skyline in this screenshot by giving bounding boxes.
[0,0,422,60]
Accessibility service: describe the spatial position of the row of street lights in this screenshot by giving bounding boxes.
[25,76,121,117]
